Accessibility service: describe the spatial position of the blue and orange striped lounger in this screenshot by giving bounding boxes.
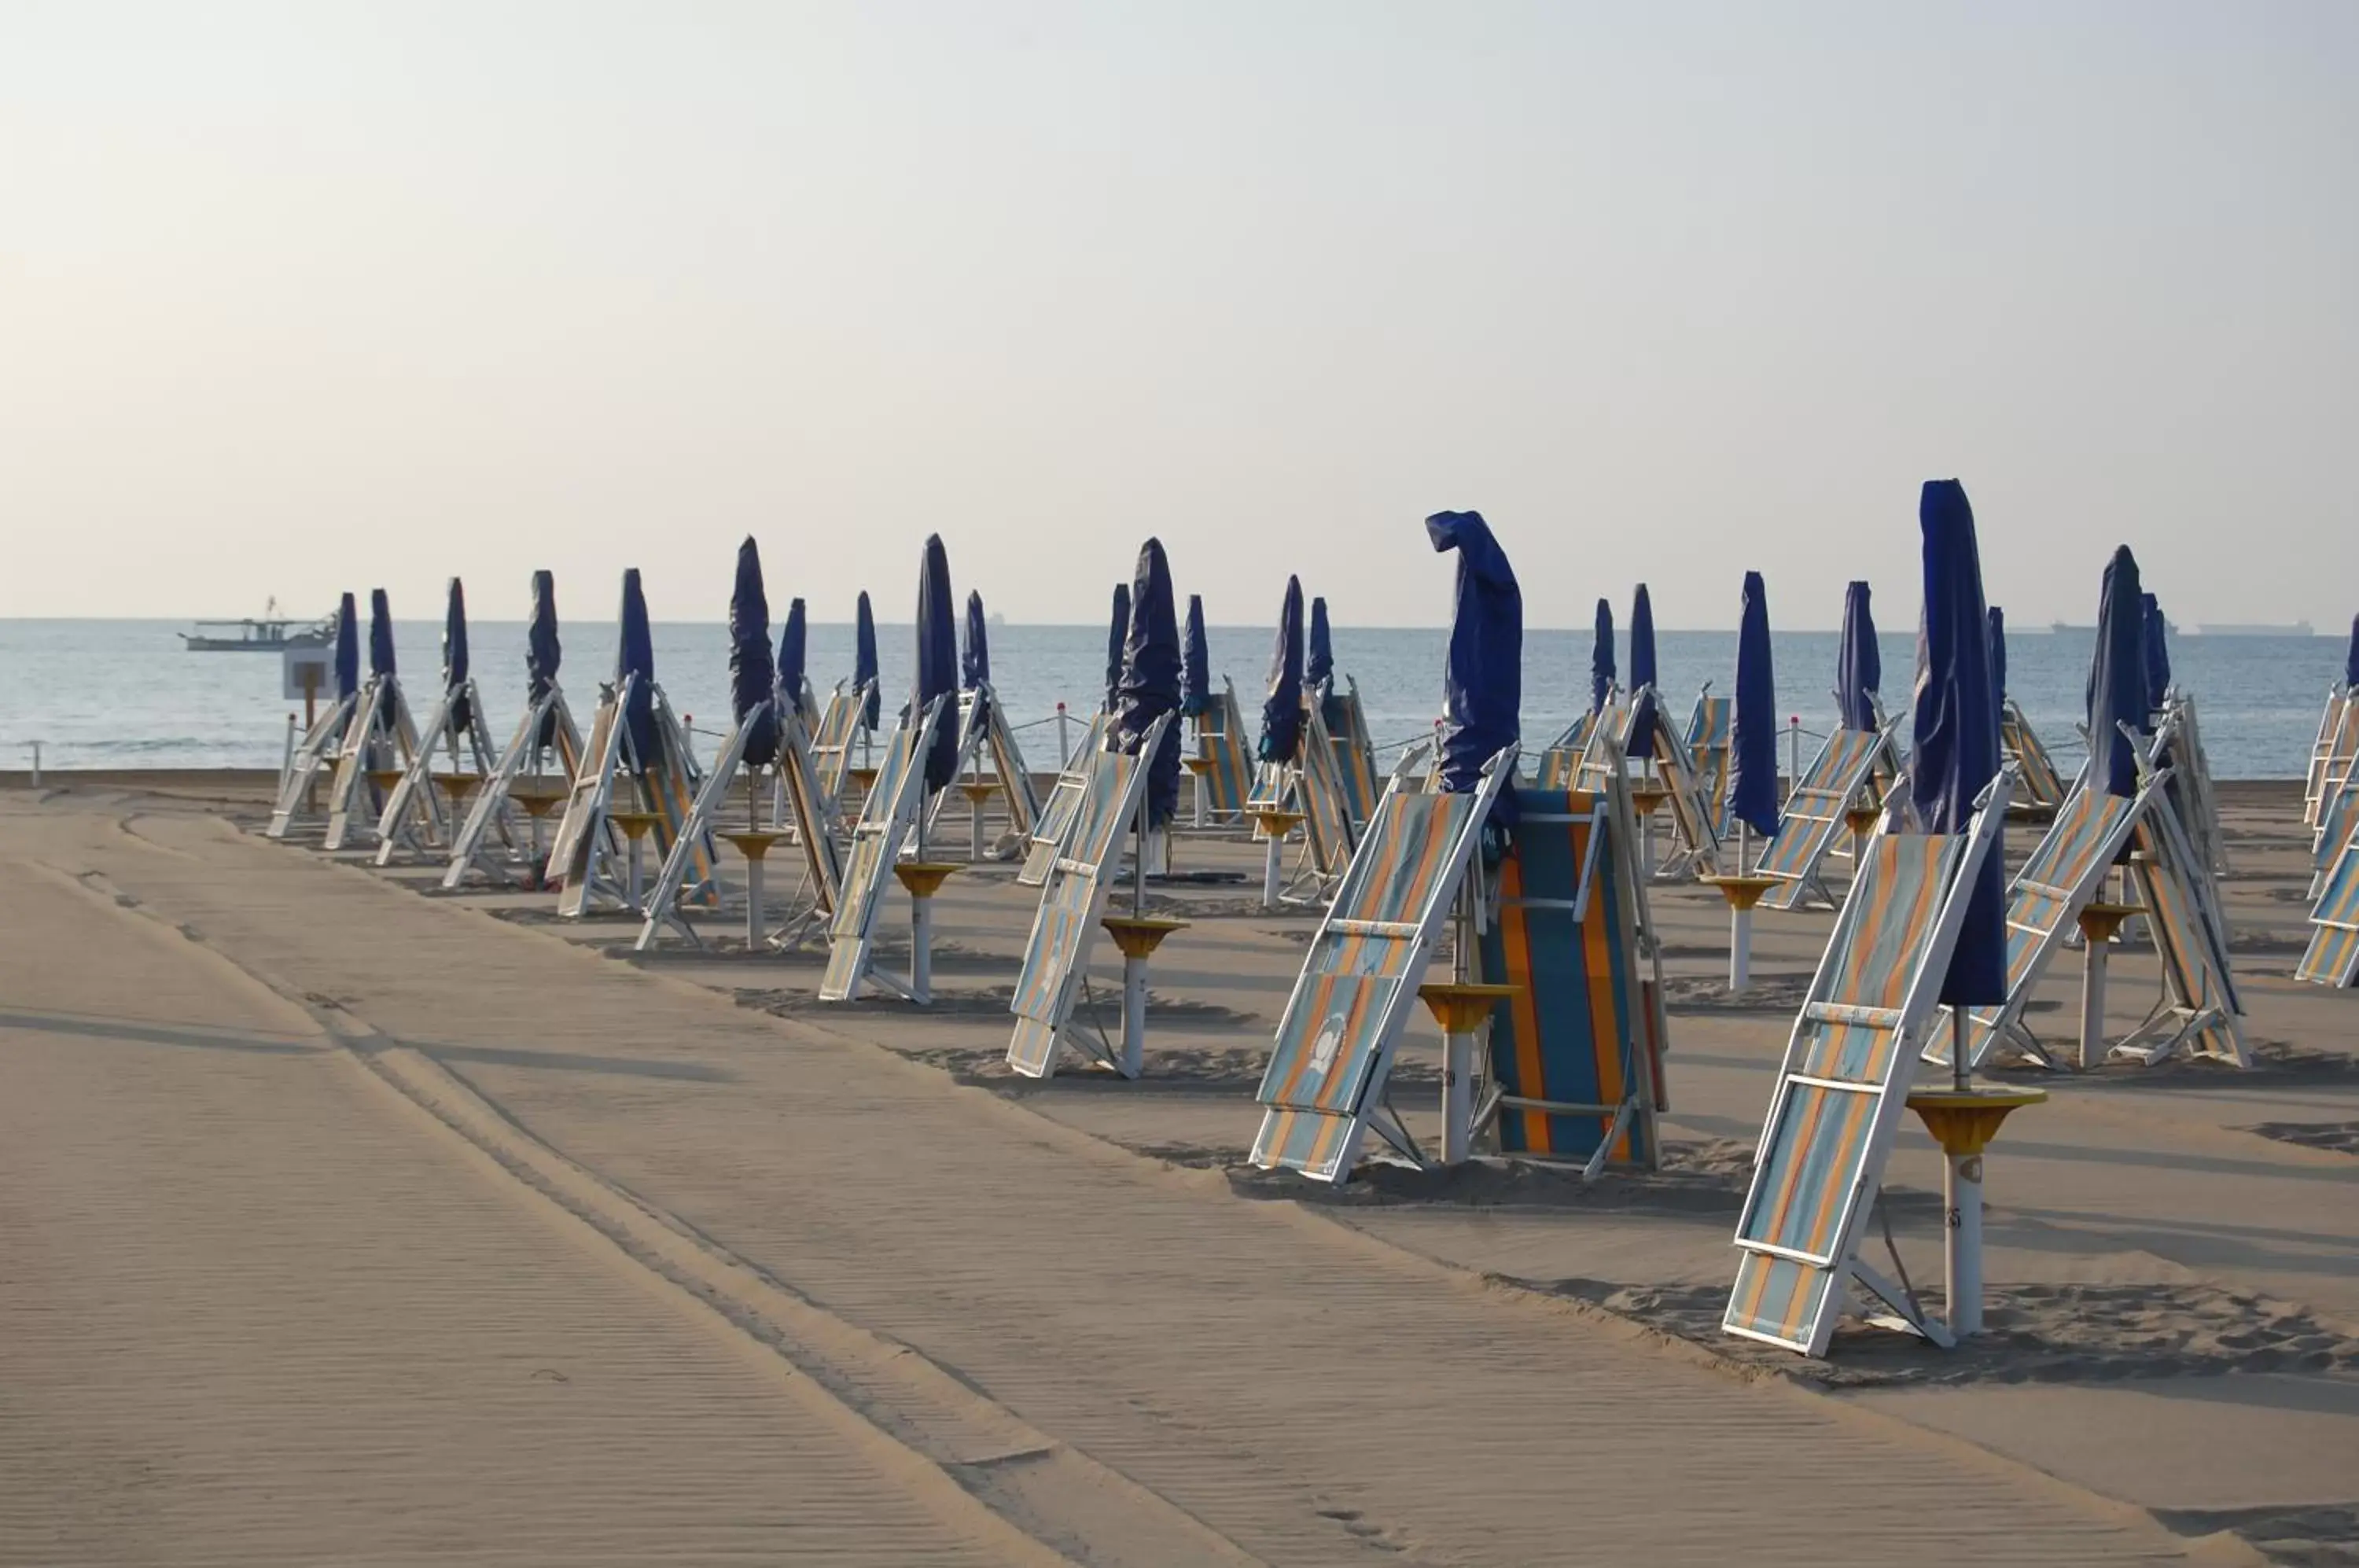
[2301,812,2359,988]
[2000,698,2066,814]
[1326,677,1383,828]
[1535,712,1595,789]
[1752,727,1893,912]
[1005,716,1168,1078]
[2306,687,2353,828]
[818,696,946,1003]
[1685,690,1733,835]
[1296,703,1360,886]
[1252,751,1514,1183]
[1938,775,2154,1069]
[809,679,870,815]
[1188,681,1255,823]
[1478,780,1669,1176]
[2115,790,2248,1064]
[1724,771,2012,1356]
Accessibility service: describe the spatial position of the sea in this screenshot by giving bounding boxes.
[0,618,2339,780]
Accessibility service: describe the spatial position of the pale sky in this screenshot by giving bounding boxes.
[5,2,2353,628]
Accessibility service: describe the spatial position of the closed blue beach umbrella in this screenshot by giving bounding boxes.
[1628,584,1658,758]
[1427,511,1521,803]
[1105,583,1131,714]
[615,569,659,771]
[1307,597,1334,689]
[1180,594,1210,719]
[1836,580,1881,731]
[1728,572,1779,838]
[333,592,359,701]
[962,591,992,691]
[2346,613,2359,689]
[2143,594,2170,712]
[1910,480,2005,1007]
[854,591,881,730]
[2085,547,2147,799]
[1259,576,1305,764]
[526,571,561,745]
[368,589,396,680]
[728,539,778,766]
[1989,605,2008,702]
[1117,539,1183,828]
[442,576,473,730]
[777,598,808,722]
[915,536,959,793]
[1590,598,1615,715]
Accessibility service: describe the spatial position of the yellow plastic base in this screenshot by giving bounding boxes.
[1250,808,1307,839]
[1904,1086,2047,1157]
[1100,914,1188,959]
[1416,981,1519,1034]
[719,830,786,861]
[1702,873,1783,911]
[2076,900,2144,943]
[893,861,961,899]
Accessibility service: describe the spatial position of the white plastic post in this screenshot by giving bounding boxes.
[744,855,764,949]
[1056,702,1072,767]
[1787,716,1801,803]
[1637,811,1654,880]
[1729,905,1752,994]
[2079,929,2111,1070]
[970,792,985,861]
[1946,1149,1985,1336]
[911,894,934,1006]
[1194,766,1207,829]
[1440,1031,1474,1164]
[1120,954,1147,1077]
[624,834,645,913]
[279,715,297,794]
[1261,834,1284,911]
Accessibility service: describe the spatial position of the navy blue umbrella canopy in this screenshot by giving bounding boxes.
[1259,576,1305,764]
[1628,583,1659,756]
[2085,547,2147,799]
[1307,598,1335,689]
[727,538,778,767]
[778,598,808,720]
[2143,594,2170,712]
[962,591,992,690]
[1728,572,1780,837]
[1105,583,1132,713]
[1836,580,1882,731]
[1117,539,1184,828]
[1909,480,2006,1007]
[854,591,881,729]
[1989,605,2008,702]
[616,569,660,769]
[1427,511,1522,801]
[333,592,359,701]
[368,589,396,680]
[526,571,560,701]
[1180,594,1210,719]
[1589,598,1615,714]
[442,577,473,729]
[2346,614,2359,689]
[915,536,959,793]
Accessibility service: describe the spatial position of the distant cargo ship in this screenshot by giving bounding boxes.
[2046,618,2180,635]
[2188,620,2316,637]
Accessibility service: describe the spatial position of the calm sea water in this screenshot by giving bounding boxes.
[0,618,2338,779]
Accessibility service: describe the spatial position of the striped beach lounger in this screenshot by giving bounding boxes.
[442,686,582,889]
[2115,794,2249,1065]
[810,680,868,812]
[1005,717,1168,1078]
[322,675,419,852]
[818,697,945,1003]
[550,685,631,916]
[1752,727,1891,911]
[1297,704,1359,881]
[2306,688,2352,828]
[1018,713,1110,887]
[2301,815,2359,987]
[2159,698,2228,877]
[2311,700,2359,832]
[1187,680,1254,823]
[2311,785,2359,900]
[1252,751,1514,1183]
[1478,781,1669,1175]
[2000,699,2067,814]
[1944,778,2154,1069]
[267,690,362,838]
[1724,774,2011,1356]
[1323,679,1383,827]
[1535,711,1593,790]
[1686,691,1733,834]
[926,684,1035,852]
[634,690,717,910]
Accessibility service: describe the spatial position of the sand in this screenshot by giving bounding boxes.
[1,771,2349,1563]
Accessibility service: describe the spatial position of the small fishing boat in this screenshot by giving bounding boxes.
[181,599,333,651]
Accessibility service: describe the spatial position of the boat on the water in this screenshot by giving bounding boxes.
[182,600,333,652]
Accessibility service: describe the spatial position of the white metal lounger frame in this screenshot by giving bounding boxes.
[817,695,948,1003]
[1018,712,1110,887]
[441,686,583,889]
[266,691,361,839]
[1754,723,1902,912]
[1248,749,1515,1183]
[632,698,775,949]
[322,674,422,852]
[2306,686,2352,828]
[1724,767,2014,1357]
[1004,713,1171,1080]
[373,679,501,864]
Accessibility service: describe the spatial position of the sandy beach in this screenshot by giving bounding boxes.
[2,773,2353,1565]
